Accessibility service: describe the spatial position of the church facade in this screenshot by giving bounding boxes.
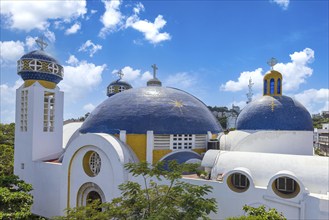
[14,45,328,219]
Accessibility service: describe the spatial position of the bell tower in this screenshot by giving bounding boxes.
[263,58,283,96]
[14,37,64,179]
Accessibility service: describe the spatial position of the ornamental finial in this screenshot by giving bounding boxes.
[117,69,124,80]
[267,57,278,70]
[151,64,158,78]
[35,36,48,51]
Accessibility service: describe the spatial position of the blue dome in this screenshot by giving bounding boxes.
[21,50,59,63]
[18,50,63,84]
[236,95,313,131]
[80,87,222,134]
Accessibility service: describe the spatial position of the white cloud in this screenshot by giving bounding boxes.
[25,36,38,50]
[65,23,81,35]
[78,40,102,57]
[293,89,329,114]
[220,68,263,92]
[126,14,171,44]
[59,55,106,101]
[83,103,96,112]
[271,0,289,10]
[275,48,314,91]
[99,0,123,38]
[133,2,145,14]
[0,79,23,123]
[221,48,315,92]
[0,1,87,31]
[164,72,197,89]
[0,40,25,65]
[111,66,152,87]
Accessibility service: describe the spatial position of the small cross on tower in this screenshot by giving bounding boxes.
[117,69,124,79]
[267,57,278,70]
[151,64,158,78]
[35,36,48,51]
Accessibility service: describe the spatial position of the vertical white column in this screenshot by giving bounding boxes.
[146,131,154,164]
[207,131,212,142]
[119,130,126,143]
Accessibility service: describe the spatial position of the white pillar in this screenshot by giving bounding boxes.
[207,131,212,141]
[119,130,126,143]
[146,131,154,164]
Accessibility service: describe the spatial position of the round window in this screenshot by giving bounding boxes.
[83,151,101,177]
[272,176,300,198]
[227,172,250,193]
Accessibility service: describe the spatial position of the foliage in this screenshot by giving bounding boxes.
[312,116,329,129]
[219,116,227,129]
[0,144,14,176]
[0,123,15,146]
[227,205,286,220]
[0,175,33,220]
[57,161,217,220]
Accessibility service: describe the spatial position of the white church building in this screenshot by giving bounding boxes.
[14,44,329,219]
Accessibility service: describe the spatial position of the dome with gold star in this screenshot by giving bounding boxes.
[236,58,313,131]
[80,86,222,134]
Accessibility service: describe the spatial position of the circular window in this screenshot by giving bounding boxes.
[227,173,250,193]
[83,151,101,177]
[272,176,300,198]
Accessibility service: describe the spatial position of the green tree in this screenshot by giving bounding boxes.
[0,144,14,176]
[227,205,286,220]
[0,123,15,146]
[57,161,217,220]
[0,175,33,219]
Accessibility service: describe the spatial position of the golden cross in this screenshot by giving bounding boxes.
[270,100,276,112]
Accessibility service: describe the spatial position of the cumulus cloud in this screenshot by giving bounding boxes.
[270,0,289,10]
[59,55,106,101]
[220,68,263,92]
[99,0,123,38]
[221,48,315,92]
[0,1,87,31]
[65,23,81,35]
[83,103,96,112]
[293,89,329,114]
[126,14,171,44]
[0,79,23,123]
[78,40,102,57]
[111,66,152,87]
[0,40,25,65]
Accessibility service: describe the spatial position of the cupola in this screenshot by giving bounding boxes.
[17,37,63,89]
[263,58,282,96]
[147,64,162,87]
[107,69,132,97]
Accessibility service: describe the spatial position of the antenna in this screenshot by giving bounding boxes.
[246,77,254,104]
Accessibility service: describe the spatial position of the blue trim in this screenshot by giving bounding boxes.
[80,87,223,134]
[19,71,62,84]
[236,95,313,131]
[264,80,267,95]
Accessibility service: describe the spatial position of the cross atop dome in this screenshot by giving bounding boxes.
[117,69,124,80]
[267,57,278,70]
[151,64,158,79]
[36,36,48,51]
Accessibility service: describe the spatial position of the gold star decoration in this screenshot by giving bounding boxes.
[169,100,184,113]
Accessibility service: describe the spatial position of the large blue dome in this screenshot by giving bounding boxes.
[236,95,313,131]
[80,86,222,134]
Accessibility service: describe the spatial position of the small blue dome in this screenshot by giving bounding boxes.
[18,50,63,84]
[236,95,313,131]
[80,87,222,134]
[21,50,59,63]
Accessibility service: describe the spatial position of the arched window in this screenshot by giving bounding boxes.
[277,78,281,94]
[227,172,250,193]
[270,78,275,95]
[86,191,102,204]
[272,176,300,198]
[264,80,267,95]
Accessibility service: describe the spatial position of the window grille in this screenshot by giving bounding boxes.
[89,152,101,176]
[276,177,296,193]
[43,92,55,132]
[20,90,28,132]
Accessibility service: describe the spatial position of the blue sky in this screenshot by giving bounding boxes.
[1,0,328,123]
